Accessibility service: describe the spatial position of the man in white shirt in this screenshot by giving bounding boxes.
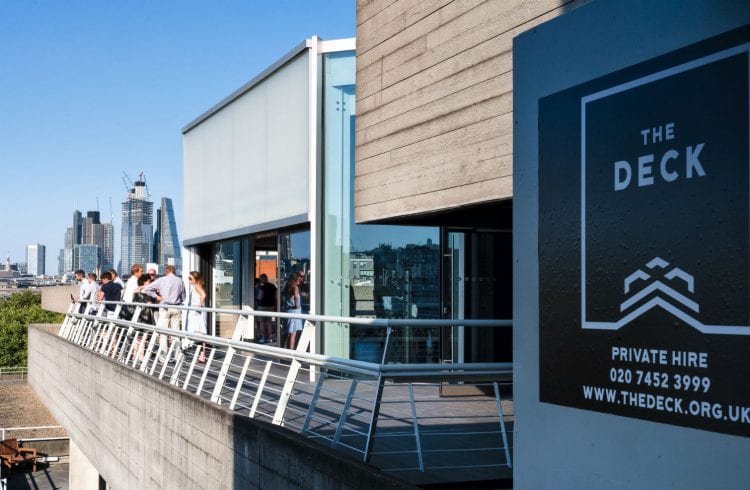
[81,273,100,315]
[74,269,88,313]
[123,264,143,303]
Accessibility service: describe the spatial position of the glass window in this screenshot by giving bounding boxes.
[321,51,440,362]
[212,239,251,337]
[277,229,310,348]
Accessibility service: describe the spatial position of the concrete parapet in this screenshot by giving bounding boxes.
[27,325,415,489]
[41,285,78,314]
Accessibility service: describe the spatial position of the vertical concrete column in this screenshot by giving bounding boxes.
[69,439,100,490]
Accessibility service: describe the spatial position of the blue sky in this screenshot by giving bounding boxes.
[0,0,354,271]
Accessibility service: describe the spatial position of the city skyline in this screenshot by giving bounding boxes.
[0,1,355,268]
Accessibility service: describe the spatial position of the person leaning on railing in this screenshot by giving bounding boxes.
[133,274,157,325]
[139,264,185,362]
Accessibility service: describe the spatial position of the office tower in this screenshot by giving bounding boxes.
[120,177,153,276]
[75,244,101,274]
[81,211,101,244]
[80,210,112,272]
[72,210,83,247]
[26,243,45,276]
[63,227,74,273]
[102,222,114,272]
[154,197,182,271]
[58,249,65,276]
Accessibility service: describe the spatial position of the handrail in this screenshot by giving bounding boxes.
[57,299,515,483]
[89,299,512,328]
[1,426,65,441]
[0,367,28,380]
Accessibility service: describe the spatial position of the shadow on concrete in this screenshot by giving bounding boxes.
[5,461,68,490]
[231,413,417,489]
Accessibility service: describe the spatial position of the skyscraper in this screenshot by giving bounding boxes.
[63,227,74,273]
[57,249,65,276]
[26,243,45,276]
[120,176,153,276]
[154,197,182,272]
[62,211,83,275]
[72,210,83,247]
[102,222,114,272]
[81,211,102,245]
[75,244,101,275]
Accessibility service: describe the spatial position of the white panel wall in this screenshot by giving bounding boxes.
[183,52,310,242]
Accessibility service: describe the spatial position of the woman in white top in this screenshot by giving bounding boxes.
[282,272,304,349]
[186,271,208,362]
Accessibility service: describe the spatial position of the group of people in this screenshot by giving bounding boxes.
[75,264,308,355]
[74,264,209,362]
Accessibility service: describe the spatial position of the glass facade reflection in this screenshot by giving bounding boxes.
[213,240,243,337]
[322,51,441,362]
[278,229,311,347]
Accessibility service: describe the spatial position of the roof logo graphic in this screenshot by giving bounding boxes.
[583,257,750,336]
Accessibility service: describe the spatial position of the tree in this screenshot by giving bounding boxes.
[0,290,64,367]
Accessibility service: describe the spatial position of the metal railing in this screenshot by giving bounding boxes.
[58,300,513,484]
[0,426,66,442]
[0,367,28,381]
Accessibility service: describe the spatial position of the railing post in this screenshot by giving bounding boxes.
[381,325,393,364]
[59,302,77,338]
[494,381,512,468]
[250,360,273,419]
[272,320,315,426]
[364,374,385,463]
[210,312,248,404]
[408,383,424,472]
[332,379,358,447]
[229,355,252,410]
[302,372,327,434]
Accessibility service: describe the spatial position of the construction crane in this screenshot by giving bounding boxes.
[139,171,152,199]
[122,171,134,194]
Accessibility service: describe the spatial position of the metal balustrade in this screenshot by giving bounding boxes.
[58,300,514,484]
[0,426,66,442]
[0,367,28,381]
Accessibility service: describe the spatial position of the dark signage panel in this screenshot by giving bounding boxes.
[539,26,750,436]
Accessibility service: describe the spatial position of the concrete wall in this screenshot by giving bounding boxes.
[41,285,78,314]
[69,440,101,490]
[28,325,414,490]
[513,1,750,489]
[353,0,585,223]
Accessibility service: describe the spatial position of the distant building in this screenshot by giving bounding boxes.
[0,255,20,279]
[63,226,74,273]
[153,197,181,272]
[120,177,153,276]
[57,248,65,276]
[72,210,83,248]
[75,244,101,275]
[64,210,85,275]
[81,211,102,245]
[26,243,45,275]
[102,222,114,272]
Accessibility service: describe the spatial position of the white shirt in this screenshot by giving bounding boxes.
[123,275,139,302]
[81,280,100,306]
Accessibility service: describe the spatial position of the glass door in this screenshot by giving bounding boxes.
[442,229,512,363]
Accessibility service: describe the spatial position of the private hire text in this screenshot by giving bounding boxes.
[611,346,708,368]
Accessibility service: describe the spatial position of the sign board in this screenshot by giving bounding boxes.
[539,25,750,436]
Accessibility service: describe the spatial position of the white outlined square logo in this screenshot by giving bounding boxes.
[580,44,750,335]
